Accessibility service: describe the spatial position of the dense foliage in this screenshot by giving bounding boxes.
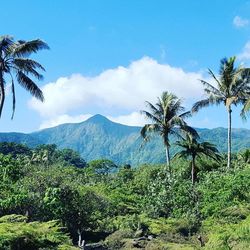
[0,142,249,249]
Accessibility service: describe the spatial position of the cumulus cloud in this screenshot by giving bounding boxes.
[29,57,208,129]
[238,41,250,60]
[108,112,147,127]
[39,114,92,129]
[233,16,249,28]
[30,57,204,115]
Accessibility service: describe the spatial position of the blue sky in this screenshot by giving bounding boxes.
[1,0,250,132]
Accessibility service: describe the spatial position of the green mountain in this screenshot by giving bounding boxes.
[0,114,250,165]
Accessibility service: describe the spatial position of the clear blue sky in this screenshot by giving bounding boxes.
[1,0,250,132]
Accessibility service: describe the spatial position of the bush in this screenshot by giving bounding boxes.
[203,215,250,249]
[0,214,76,250]
[104,230,134,250]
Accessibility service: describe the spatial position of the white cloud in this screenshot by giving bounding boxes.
[238,41,250,60]
[233,16,249,28]
[29,57,210,129]
[29,57,204,122]
[39,112,147,130]
[39,114,92,129]
[108,112,147,127]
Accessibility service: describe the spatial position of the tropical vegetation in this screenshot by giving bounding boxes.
[1,35,250,249]
[0,142,249,249]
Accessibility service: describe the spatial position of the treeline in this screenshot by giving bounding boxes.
[0,142,250,249]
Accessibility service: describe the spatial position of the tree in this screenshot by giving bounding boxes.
[88,159,117,175]
[141,91,197,173]
[43,186,110,244]
[31,144,58,166]
[174,133,221,185]
[192,57,250,168]
[0,35,49,118]
[59,148,87,168]
[0,142,31,158]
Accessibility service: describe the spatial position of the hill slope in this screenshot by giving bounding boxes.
[0,114,250,165]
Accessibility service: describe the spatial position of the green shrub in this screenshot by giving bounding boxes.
[0,214,76,250]
[104,230,133,250]
[203,215,250,249]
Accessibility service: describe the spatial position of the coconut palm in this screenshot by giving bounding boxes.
[0,35,49,118]
[141,91,198,173]
[174,133,221,185]
[192,57,250,168]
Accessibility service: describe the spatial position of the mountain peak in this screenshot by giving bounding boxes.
[86,114,111,123]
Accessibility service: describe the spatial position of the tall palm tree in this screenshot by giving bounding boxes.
[174,133,221,185]
[0,35,49,118]
[192,57,250,168]
[141,91,198,173]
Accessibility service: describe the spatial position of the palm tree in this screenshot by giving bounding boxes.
[192,57,250,168]
[0,35,49,118]
[141,91,198,173]
[174,133,221,185]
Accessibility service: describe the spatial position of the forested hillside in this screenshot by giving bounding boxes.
[0,114,250,165]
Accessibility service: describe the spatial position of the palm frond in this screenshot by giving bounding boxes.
[16,71,44,101]
[182,125,199,139]
[175,135,221,163]
[140,124,161,146]
[173,150,189,160]
[169,129,184,140]
[192,98,211,113]
[145,101,162,117]
[200,142,221,161]
[13,58,45,80]
[241,99,250,121]
[14,58,45,71]
[201,77,221,96]
[207,69,222,89]
[141,110,162,125]
[179,111,192,119]
[168,99,185,117]
[11,39,49,57]
[0,35,14,56]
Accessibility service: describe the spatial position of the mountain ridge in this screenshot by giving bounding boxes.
[0,114,250,165]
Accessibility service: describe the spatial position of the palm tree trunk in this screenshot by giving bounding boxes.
[191,156,196,185]
[227,107,232,168]
[0,67,5,117]
[165,145,171,173]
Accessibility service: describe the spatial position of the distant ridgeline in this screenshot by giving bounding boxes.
[1,114,250,165]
